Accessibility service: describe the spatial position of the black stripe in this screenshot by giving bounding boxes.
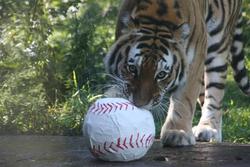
[206,82,225,89]
[174,0,180,9]
[230,45,237,54]
[241,83,250,92]
[157,34,173,39]
[138,15,178,30]
[208,37,226,53]
[218,43,230,54]
[139,29,153,34]
[138,35,153,42]
[174,0,182,19]
[141,26,155,32]
[178,57,185,83]
[173,54,177,65]
[214,0,219,8]
[125,46,131,56]
[199,93,205,97]
[159,46,169,55]
[234,68,247,83]
[114,53,123,75]
[159,38,170,48]
[137,43,151,49]
[236,19,243,28]
[137,0,152,4]
[109,46,122,67]
[206,95,217,101]
[175,111,182,119]
[128,58,134,63]
[157,0,168,16]
[206,5,213,23]
[231,51,244,69]
[220,74,227,79]
[176,11,182,19]
[205,57,215,65]
[135,53,142,57]
[209,1,225,36]
[168,85,178,94]
[206,64,228,73]
[136,0,152,11]
[108,38,131,66]
[143,0,152,4]
[208,104,222,110]
[233,34,243,42]
[208,43,221,53]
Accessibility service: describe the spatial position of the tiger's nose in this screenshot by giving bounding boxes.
[133,98,149,108]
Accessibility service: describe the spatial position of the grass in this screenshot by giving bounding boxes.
[222,71,250,144]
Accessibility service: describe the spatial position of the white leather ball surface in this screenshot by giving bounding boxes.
[83,98,155,162]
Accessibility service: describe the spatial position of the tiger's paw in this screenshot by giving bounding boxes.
[160,129,196,147]
[192,125,221,142]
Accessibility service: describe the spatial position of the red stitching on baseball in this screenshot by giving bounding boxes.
[145,134,152,148]
[116,102,123,110]
[93,103,100,114]
[129,135,134,148]
[122,102,128,110]
[98,145,104,154]
[109,142,118,152]
[90,133,154,157]
[126,102,135,110]
[123,137,128,149]
[107,103,113,113]
[98,104,106,114]
[136,133,139,148]
[90,145,100,157]
[116,138,124,150]
[140,134,146,147]
[104,142,112,153]
[89,101,137,115]
[111,103,118,112]
[102,104,109,114]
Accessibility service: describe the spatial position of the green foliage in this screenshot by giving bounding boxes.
[0,0,249,144]
[0,0,118,135]
[222,76,250,144]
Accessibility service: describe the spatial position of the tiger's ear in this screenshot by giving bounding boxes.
[173,23,190,42]
[120,13,140,34]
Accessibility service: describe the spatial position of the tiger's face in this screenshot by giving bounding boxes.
[123,39,186,108]
[105,33,187,109]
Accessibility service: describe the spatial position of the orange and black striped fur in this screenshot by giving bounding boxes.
[104,0,249,146]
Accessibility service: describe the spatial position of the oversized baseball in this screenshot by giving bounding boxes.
[83,97,155,162]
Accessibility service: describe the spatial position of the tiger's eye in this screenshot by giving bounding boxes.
[128,65,137,74]
[157,71,167,80]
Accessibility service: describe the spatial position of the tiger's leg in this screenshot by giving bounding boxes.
[160,46,206,147]
[192,40,230,142]
[193,9,246,142]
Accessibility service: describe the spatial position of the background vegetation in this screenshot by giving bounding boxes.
[0,0,249,143]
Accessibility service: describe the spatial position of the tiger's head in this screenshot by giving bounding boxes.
[104,1,190,109]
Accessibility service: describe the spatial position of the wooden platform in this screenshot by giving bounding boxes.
[0,135,249,167]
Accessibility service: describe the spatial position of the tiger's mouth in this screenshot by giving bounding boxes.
[104,83,163,110]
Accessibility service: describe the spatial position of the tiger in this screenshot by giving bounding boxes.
[104,0,250,147]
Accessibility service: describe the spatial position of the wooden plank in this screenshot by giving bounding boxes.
[0,136,249,167]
